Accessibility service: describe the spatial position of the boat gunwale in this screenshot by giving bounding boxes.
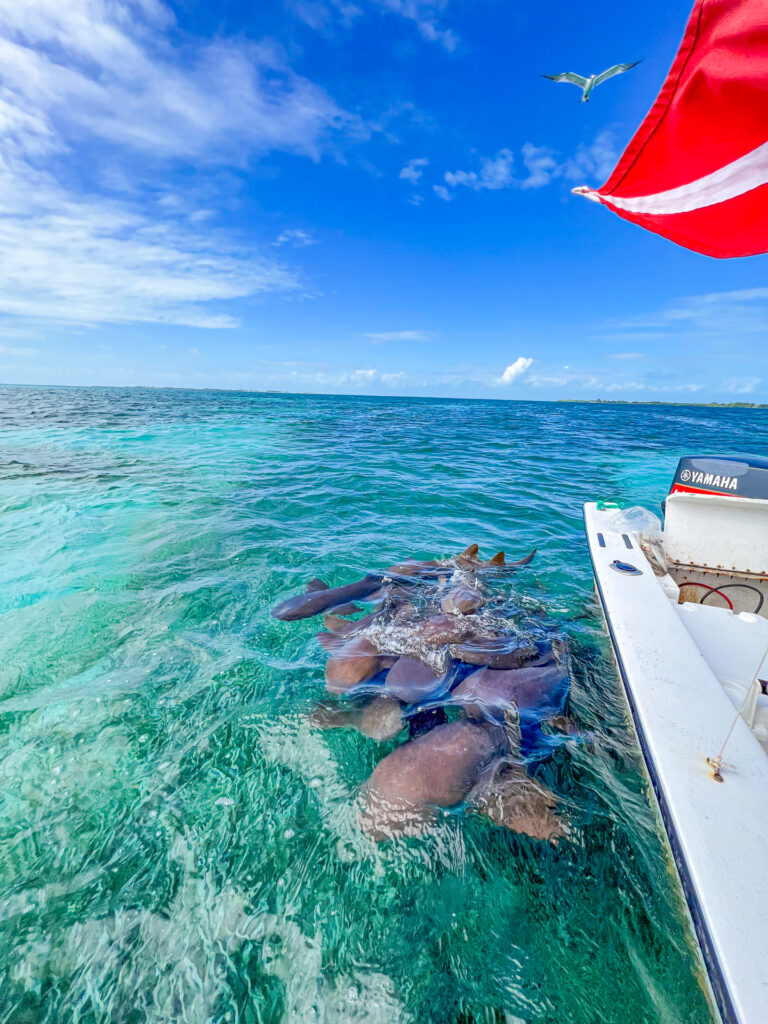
[584,507,735,1024]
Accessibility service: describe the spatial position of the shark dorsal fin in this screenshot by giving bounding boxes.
[306,578,330,592]
[460,543,479,559]
[327,602,362,616]
[488,551,505,566]
[323,614,348,633]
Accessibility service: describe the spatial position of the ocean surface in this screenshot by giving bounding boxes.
[2,386,767,1024]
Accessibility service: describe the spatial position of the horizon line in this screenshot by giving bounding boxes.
[0,381,766,409]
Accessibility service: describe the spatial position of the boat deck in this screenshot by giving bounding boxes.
[673,601,768,753]
[584,501,768,1024]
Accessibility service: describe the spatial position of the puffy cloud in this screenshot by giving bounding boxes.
[495,356,533,385]
[560,131,619,183]
[399,157,428,184]
[437,133,619,199]
[445,149,514,191]
[519,143,558,189]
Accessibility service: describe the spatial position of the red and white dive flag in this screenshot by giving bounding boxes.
[574,0,768,258]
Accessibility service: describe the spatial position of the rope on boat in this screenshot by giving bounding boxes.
[707,639,768,782]
[707,691,753,783]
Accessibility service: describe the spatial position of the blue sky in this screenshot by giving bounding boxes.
[0,0,766,401]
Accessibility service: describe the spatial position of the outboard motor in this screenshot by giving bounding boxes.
[664,455,768,590]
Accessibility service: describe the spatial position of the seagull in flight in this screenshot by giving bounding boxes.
[542,62,641,102]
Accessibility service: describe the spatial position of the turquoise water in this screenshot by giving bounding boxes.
[2,387,766,1024]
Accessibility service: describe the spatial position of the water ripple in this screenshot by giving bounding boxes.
[2,386,761,1023]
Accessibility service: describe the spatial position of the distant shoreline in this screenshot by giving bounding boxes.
[0,382,766,408]
[558,399,768,409]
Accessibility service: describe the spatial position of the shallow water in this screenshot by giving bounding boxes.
[2,387,766,1024]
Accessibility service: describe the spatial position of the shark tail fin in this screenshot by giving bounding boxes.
[510,548,537,566]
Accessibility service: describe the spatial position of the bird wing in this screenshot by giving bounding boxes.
[593,61,641,87]
[542,72,588,87]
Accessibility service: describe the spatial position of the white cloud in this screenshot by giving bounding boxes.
[698,288,768,304]
[664,288,768,334]
[0,351,419,390]
[0,157,299,327]
[605,287,768,341]
[372,0,456,50]
[408,194,424,206]
[0,1,361,164]
[188,209,215,223]
[604,381,702,393]
[603,381,646,392]
[300,366,408,388]
[560,131,618,183]
[525,364,708,394]
[363,330,430,342]
[287,0,362,32]
[0,342,39,357]
[433,184,452,201]
[445,149,514,191]
[438,133,619,199]
[274,229,317,248]
[495,356,533,385]
[345,368,377,382]
[724,377,761,394]
[527,376,570,388]
[0,0,360,328]
[514,133,619,191]
[288,0,456,49]
[518,143,558,189]
[399,157,428,183]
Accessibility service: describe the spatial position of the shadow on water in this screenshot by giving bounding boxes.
[1,387,757,1022]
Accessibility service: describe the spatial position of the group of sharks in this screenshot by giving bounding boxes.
[272,543,576,844]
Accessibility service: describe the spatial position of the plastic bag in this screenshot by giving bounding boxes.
[606,505,662,539]
[608,505,667,574]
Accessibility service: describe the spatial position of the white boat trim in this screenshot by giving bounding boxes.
[584,502,768,1024]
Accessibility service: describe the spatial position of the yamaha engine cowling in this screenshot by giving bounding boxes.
[665,455,768,576]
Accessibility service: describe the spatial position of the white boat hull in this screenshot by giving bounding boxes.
[584,502,768,1024]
